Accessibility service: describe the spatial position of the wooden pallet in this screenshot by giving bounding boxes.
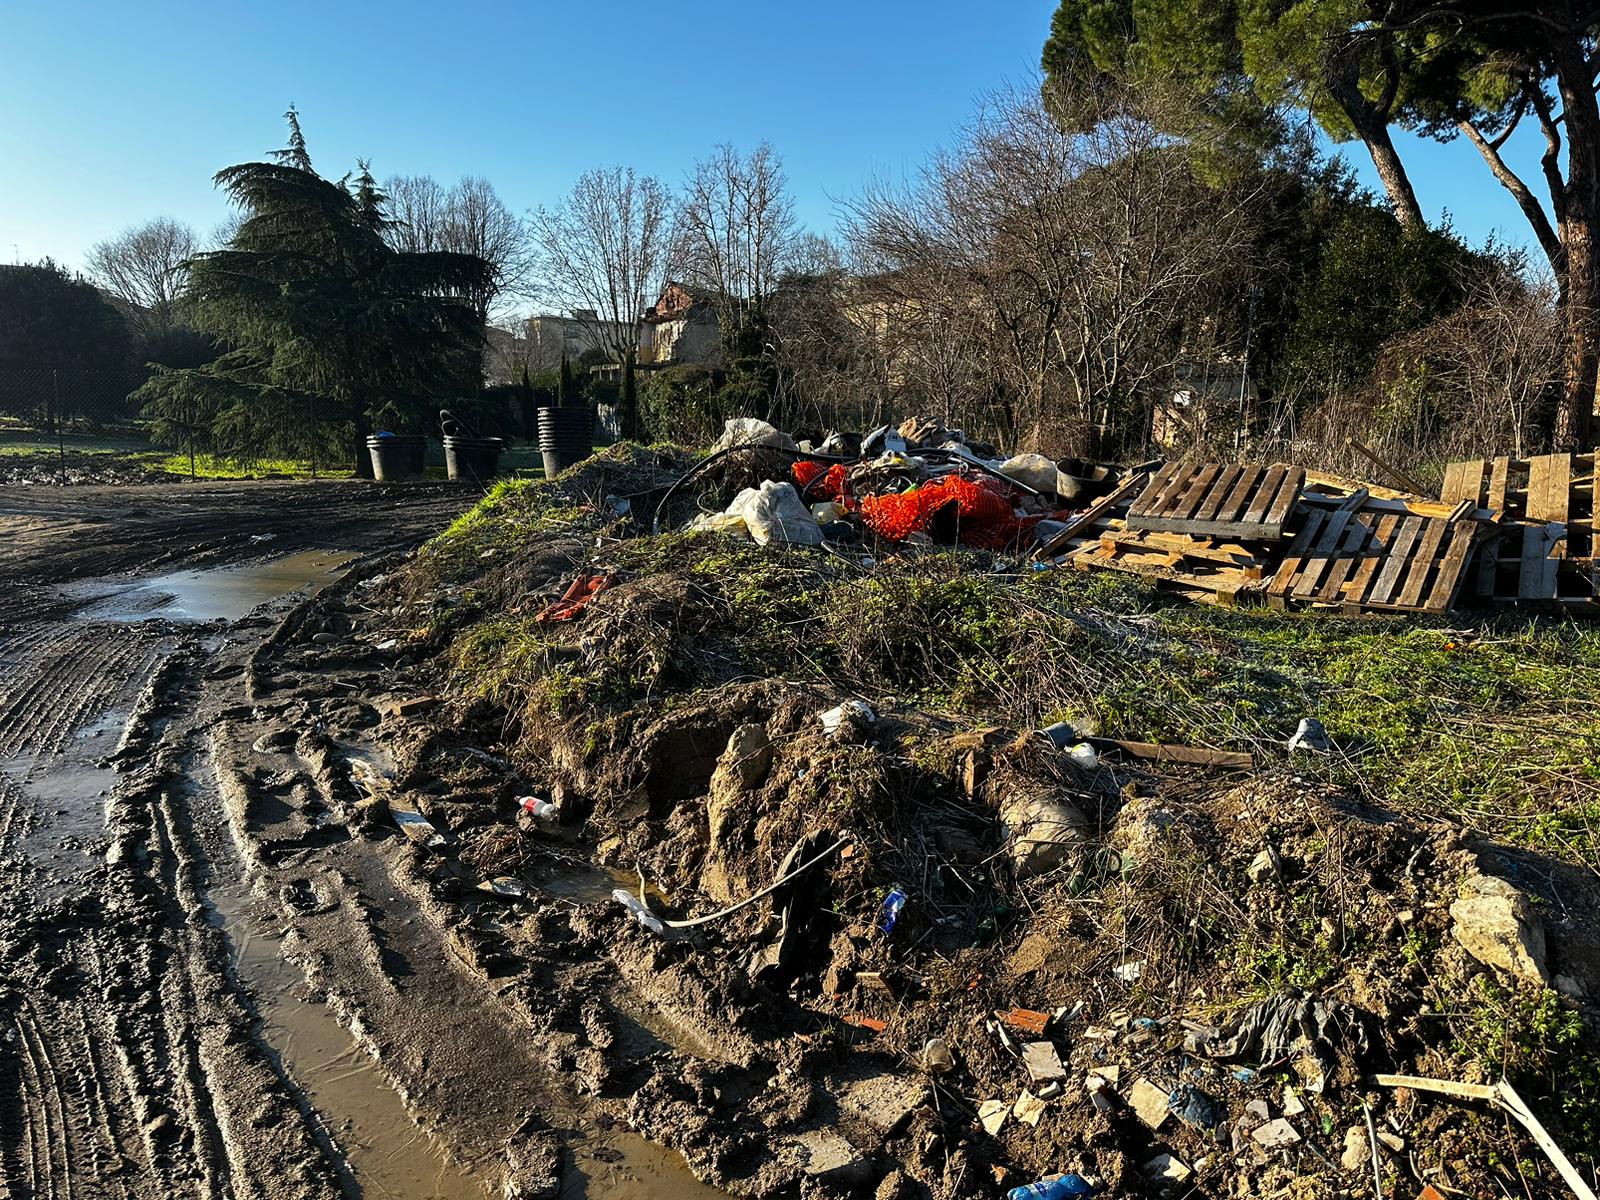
[1067,526,1269,601]
[1439,451,1597,605]
[1441,452,1595,535]
[1127,461,1305,540]
[1266,493,1483,614]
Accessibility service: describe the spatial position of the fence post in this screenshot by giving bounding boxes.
[52,368,65,482]
[188,394,196,478]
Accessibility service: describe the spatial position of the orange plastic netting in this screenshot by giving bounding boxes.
[791,460,851,503]
[858,472,1033,548]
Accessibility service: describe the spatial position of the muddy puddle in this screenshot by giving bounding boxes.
[3,706,125,890]
[208,880,490,1199]
[68,549,356,623]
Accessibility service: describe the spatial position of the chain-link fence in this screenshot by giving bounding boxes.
[0,367,149,440]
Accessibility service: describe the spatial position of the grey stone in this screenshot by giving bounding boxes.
[838,1073,929,1135]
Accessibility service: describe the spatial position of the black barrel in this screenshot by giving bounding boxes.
[366,434,427,481]
[537,406,593,478]
[443,435,504,483]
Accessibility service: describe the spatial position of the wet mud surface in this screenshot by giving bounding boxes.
[0,478,723,1198]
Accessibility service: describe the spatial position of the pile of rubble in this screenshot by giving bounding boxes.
[664,418,1597,616]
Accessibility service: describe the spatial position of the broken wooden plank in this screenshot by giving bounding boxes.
[1091,738,1253,769]
[1032,471,1149,561]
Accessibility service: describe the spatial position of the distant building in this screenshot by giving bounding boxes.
[523,309,631,372]
[639,282,720,366]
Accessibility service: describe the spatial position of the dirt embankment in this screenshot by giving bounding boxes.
[235,447,1600,1199]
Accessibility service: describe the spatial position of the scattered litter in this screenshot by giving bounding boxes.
[1012,1090,1047,1127]
[1287,717,1331,753]
[610,888,666,934]
[979,1098,1010,1136]
[516,795,561,832]
[1129,1078,1171,1130]
[476,876,527,899]
[878,887,907,935]
[1251,1118,1301,1148]
[1066,742,1099,769]
[921,1037,954,1074]
[1112,960,1144,983]
[1021,1041,1067,1084]
[843,1014,887,1034]
[1200,993,1370,1068]
[820,699,877,739]
[535,569,616,623]
[1168,1084,1220,1129]
[1004,1172,1099,1199]
[388,803,444,849]
[1373,1074,1598,1200]
[999,1007,1051,1036]
[1143,1153,1192,1184]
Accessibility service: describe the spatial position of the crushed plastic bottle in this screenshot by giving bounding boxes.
[517,795,561,830]
[1005,1173,1099,1200]
[878,887,907,935]
[611,888,666,935]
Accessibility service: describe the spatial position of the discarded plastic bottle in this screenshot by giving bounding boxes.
[1005,1174,1099,1200]
[878,887,907,935]
[517,795,561,829]
[1067,743,1099,770]
[611,888,666,935]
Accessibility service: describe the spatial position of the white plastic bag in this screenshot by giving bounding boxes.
[710,417,796,454]
[725,480,823,546]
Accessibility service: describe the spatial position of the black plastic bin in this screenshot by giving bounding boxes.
[443,435,504,483]
[367,434,426,481]
[537,406,593,479]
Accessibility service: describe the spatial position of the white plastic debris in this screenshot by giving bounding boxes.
[710,417,796,454]
[725,480,824,546]
[612,888,667,935]
[1067,742,1099,769]
[688,511,753,539]
[820,699,877,738]
[998,452,1066,494]
[1287,717,1331,753]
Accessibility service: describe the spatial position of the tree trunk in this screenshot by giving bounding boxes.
[1551,43,1600,452]
[1359,120,1426,231]
[1554,216,1598,451]
[1328,67,1425,231]
[352,411,375,479]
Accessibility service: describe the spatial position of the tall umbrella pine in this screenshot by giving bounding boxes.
[140,109,489,475]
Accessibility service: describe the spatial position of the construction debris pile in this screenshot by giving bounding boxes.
[278,430,1600,1200]
[665,418,1597,617]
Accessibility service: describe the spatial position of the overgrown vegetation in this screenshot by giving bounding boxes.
[422,475,1600,864]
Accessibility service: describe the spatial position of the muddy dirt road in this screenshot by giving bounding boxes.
[0,480,721,1199]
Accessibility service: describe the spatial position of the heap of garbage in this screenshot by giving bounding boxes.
[293,431,1600,1200]
[655,417,1598,617]
[673,416,1120,554]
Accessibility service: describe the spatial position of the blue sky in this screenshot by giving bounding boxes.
[0,0,1560,294]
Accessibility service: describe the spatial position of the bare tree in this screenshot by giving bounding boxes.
[85,218,198,337]
[677,143,796,355]
[846,75,1260,456]
[384,174,532,321]
[529,166,672,436]
[384,175,450,251]
[1376,262,1563,462]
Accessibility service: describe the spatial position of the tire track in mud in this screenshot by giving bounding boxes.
[0,625,346,1199]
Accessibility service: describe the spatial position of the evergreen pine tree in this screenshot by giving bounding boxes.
[136,109,489,474]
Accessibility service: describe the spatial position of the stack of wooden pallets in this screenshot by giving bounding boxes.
[1034,459,1501,615]
[1439,452,1597,608]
